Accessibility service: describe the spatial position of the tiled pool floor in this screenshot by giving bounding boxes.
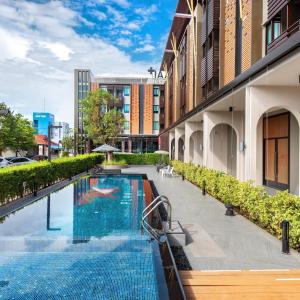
[0,237,158,300]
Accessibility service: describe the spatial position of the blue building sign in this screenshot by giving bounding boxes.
[33,112,54,136]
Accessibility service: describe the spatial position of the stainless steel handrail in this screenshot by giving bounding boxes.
[142,195,172,230]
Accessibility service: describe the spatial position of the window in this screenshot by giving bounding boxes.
[124,104,130,113]
[101,105,107,113]
[153,121,159,130]
[153,105,159,113]
[124,121,130,130]
[153,87,160,97]
[267,23,272,45]
[100,86,107,91]
[124,87,130,96]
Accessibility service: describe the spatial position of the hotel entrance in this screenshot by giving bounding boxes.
[263,113,289,190]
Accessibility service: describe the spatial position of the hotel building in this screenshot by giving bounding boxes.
[159,0,300,194]
[74,71,165,153]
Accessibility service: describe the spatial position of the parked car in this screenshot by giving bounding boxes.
[0,157,11,168]
[32,155,48,161]
[9,157,36,166]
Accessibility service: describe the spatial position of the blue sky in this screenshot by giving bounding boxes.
[0,0,176,125]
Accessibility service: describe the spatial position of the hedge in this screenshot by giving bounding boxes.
[0,154,104,206]
[171,160,300,249]
[114,153,169,165]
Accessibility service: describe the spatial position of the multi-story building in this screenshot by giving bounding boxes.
[159,0,300,194]
[33,112,54,136]
[74,71,165,153]
[52,122,70,144]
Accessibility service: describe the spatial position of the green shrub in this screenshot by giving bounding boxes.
[0,154,104,205]
[171,160,300,249]
[102,159,127,166]
[62,151,70,157]
[114,153,169,165]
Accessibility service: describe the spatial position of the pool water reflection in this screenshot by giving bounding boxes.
[0,175,166,299]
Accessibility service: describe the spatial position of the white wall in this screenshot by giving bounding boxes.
[245,86,300,194]
[203,111,245,180]
[184,121,203,164]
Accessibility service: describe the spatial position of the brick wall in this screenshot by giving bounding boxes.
[186,23,194,112]
[223,0,236,85]
[143,84,153,134]
[130,84,139,134]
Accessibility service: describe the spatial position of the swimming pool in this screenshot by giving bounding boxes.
[0,175,168,299]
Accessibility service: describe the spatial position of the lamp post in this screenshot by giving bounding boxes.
[48,124,62,162]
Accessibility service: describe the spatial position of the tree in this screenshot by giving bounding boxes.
[81,89,125,145]
[62,135,74,152]
[0,103,35,155]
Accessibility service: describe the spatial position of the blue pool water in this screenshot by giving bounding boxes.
[0,175,167,299]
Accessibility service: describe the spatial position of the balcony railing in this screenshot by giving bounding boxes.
[267,20,300,54]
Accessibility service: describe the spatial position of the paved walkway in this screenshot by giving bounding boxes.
[124,166,300,270]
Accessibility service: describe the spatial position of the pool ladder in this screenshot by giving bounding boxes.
[141,195,172,244]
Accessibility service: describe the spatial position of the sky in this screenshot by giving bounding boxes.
[0,0,176,126]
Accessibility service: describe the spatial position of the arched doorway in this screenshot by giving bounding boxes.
[178,137,185,161]
[189,131,203,164]
[210,123,237,176]
[257,109,299,193]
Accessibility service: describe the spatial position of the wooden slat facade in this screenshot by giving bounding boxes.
[268,0,288,20]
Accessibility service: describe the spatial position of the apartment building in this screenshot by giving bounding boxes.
[160,0,300,194]
[74,71,165,153]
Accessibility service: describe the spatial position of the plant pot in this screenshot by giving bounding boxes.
[225,204,234,216]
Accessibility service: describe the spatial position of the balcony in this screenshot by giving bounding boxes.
[267,20,300,53]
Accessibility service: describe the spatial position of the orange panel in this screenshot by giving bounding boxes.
[91,82,98,91]
[130,84,139,134]
[264,114,289,139]
[143,84,153,134]
[278,138,289,185]
[265,139,275,182]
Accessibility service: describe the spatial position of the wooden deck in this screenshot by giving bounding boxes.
[180,270,300,300]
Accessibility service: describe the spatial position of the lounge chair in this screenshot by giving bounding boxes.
[161,167,175,177]
[160,165,170,177]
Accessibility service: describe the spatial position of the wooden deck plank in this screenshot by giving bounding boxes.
[180,270,300,300]
[180,270,300,276]
[185,293,300,300]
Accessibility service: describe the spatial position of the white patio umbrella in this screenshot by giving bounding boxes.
[92,144,121,161]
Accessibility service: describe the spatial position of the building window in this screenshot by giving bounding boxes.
[124,104,130,113]
[101,105,107,113]
[124,87,130,96]
[100,86,107,91]
[153,87,160,97]
[153,121,159,130]
[124,121,130,130]
[153,105,159,113]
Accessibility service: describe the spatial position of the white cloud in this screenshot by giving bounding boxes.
[39,42,74,61]
[120,30,132,35]
[92,10,107,21]
[111,0,130,8]
[117,38,133,48]
[135,44,155,53]
[0,0,154,126]
[0,27,30,61]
